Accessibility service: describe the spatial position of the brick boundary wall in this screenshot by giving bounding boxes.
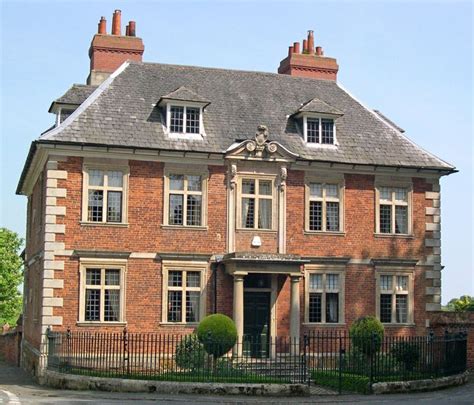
[0,329,22,366]
[430,311,474,370]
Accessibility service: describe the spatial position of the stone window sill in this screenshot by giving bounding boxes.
[235,228,277,234]
[304,231,346,236]
[302,323,346,327]
[382,323,416,327]
[159,322,199,327]
[76,322,127,327]
[374,233,414,239]
[161,225,208,231]
[80,221,129,228]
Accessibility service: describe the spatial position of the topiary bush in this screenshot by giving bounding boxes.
[196,314,237,358]
[175,333,206,371]
[390,341,421,371]
[349,316,384,356]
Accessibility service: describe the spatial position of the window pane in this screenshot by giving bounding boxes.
[85,289,100,321]
[186,195,202,226]
[309,274,322,290]
[186,271,201,288]
[309,292,322,322]
[326,202,339,231]
[242,179,255,195]
[309,201,322,231]
[88,190,103,222]
[170,106,184,133]
[394,188,407,202]
[104,290,120,322]
[186,107,200,134]
[242,197,255,228]
[307,118,319,143]
[169,174,184,191]
[86,269,101,285]
[258,198,272,229]
[321,119,334,144]
[259,180,272,196]
[187,175,202,192]
[325,184,339,198]
[310,183,322,198]
[108,171,123,187]
[105,269,120,286]
[380,204,392,233]
[326,274,339,290]
[380,187,391,201]
[380,275,392,291]
[395,206,408,234]
[186,291,200,322]
[167,291,182,322]
[380,294,392,323]
[326,293,339,323]
[396,276,408,291]
[107,191,122,222]
[169,194,184,225]
[168,271,182,287]
[396,295,408,323]
[89,170,104,187]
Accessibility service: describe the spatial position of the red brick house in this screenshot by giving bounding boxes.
[17,11,455,375]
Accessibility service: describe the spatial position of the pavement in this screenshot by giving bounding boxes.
[0,361,473,404]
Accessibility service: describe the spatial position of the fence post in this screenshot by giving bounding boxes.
[369,331,376,393]
[303,333,308,385]
[123,327,129,375]
[66,326,71,372]
[338,334,343,395]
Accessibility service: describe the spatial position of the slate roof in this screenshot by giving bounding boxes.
[296,97,343,116]
[39,61,453,170]
[48,84,97,111]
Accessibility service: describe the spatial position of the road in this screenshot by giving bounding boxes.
[0,361,472,404]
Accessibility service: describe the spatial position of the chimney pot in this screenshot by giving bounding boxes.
[128,21,136,37]
[112,9,121,35]
[302,39,308,53]
[288,46,294,56]
[293,42,300,54]
[98,17,107,34]
[316,46,323,56]
[307,30,315,55]
[125,25,130,36]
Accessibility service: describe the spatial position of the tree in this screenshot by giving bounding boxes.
[445,295,474,312]
[0,228,24,326]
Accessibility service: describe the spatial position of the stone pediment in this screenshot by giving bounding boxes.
[225,125,298,162]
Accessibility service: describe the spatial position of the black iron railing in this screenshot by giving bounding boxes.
[46,328,467,391]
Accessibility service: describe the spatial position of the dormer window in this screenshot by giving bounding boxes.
[304,117,335,145]
[158,86,210,139]
[169,105,201,134]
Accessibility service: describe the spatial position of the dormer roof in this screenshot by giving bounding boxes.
[158,86,211,107]
[296,97,344,117]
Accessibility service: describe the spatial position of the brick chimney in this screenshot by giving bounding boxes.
[87,10,145,85]
[278,30,339,81]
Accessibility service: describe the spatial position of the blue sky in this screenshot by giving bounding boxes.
[1,1,472,303]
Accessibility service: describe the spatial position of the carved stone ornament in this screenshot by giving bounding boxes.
[245,125,278,158]
[280,166,288,191]
[229,163,238,190]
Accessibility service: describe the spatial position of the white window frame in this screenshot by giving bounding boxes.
[78,258,127,325]
[163,165,209,228]
[81,163,130,225]
[236,175,277,231]
[375,179,413,236]
[375,268,414,325]
[165,102,205,138]
[302,115,337,146]
[161,261,207,325]
[304,176,345,233]
[304,265,345,325]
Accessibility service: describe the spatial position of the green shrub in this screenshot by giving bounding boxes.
[390,341,421,371]
[175,334,206,371]
[196,314,237,358]
[349,316,384,356]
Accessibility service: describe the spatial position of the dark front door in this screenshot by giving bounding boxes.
[244,292,270,357]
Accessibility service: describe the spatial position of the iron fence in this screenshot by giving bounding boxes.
[46,328,467,392]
